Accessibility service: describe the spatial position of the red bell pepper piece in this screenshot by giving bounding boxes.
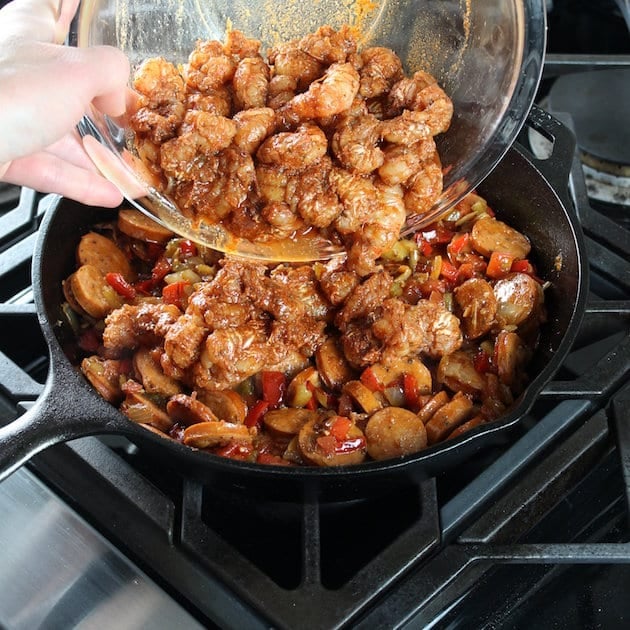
[261,370,286,408]
[329,416,352,441]
[402,373,420,409]
[179,239,197,257]
[244,399,270,428]
[360,366,385,392]
[162,281,191,310]
[486,251,515,279]
[105,272,137,299]
[440,259,460,283]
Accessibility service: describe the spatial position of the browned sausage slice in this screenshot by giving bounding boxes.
[315,338,355,390]
[70,264,122,319]
[133,346,182,397]
[183,421,253,449]
[77,232,134,280]
[471,217,531,259]
[263,408,319,437]
[425,393,474,444]
[494,272,544,328]
[454,277,497,339]
[197,390,248,424]
[365,407,427,460]
[117,208,174,243]
[298,417,367,466]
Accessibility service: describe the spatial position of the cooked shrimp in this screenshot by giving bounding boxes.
[372,297,463,362]
[256,123,328,169]
[331,169,380,235]
[185,87,232,117]
[331,109,384,174]
[268,43,324,91]
[347,182,407,276]
[130,58,186,143]
[159,111,237,179]
[185,39,237,92]
[223,29,262,60]
[279,62,360,123]
[232,107,277,154]
[266,74,298,110]
[255,162,299,208]
[233,56,270,110]
[386,70,453,137]
[294,157,344,228]
[378,138,437,186]
[403,153,444,216]
[261,201,305,239]
[359,46,404,98]
[297,24,358,65]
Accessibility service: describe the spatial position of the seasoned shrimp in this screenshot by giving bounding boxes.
[267,75,298,110]
[233,56,270,110]
[261,202,305,239]
[232,107,277,154]
[294,156,343,228]
[268,42,324,91]
[378,138,437,186]
[403,153,444,216]
[159,111,237,180]
[223,29,262,60]
[185,39,237,92]
[331,108,384,174]
[347,182,407,276]
[130,58,186,143]
[331,169,380,235]
[358,46,404,99]
[386,70,453,137]
[297,24,358,65]
[186,87,232,117]
[256,123,328,169]
[279,62,360,123]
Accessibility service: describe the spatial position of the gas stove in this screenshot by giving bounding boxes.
[1,5,630,630]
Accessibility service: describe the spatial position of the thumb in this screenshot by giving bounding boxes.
[1,0,79,44]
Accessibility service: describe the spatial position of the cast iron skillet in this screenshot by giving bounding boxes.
[0,107,589,500]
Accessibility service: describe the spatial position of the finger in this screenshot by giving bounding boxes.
[63,44,131,116]
[1,0,61,42]
[1,152,124,207]
[55,0,81,43]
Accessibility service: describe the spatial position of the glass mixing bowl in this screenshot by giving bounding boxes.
[72,0,546,260]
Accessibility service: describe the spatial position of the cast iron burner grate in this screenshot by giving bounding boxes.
[1,118,630,627]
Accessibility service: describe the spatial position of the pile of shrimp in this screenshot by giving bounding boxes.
[129,25,453,275]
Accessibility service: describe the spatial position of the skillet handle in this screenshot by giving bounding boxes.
[0,363,130,483]
[518,104,577,212]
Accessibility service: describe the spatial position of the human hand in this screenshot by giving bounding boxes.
[0,0,130,206]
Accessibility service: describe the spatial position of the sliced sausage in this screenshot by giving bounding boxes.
[80,356,128,404]
[494,272,544,328]
[343,380,384,414]
[454,277,497,339]
[133,346,182,397]
[416,390,450,423]
[183,421,253,449]
[425,392,474,444]
[121,389,174,432]
[447,414,485,440]
[298,416,367,467]
[117,208,175,243]
[166,393,220,426]
[77,232,134,280]
[471,217,531,259]
[263,408,319,437]
[70,264,122,319]
[365,407,427,460]
[437,350,486,395]
[494,330,526,386]
[315,337,355,390]
[197,390,248,424]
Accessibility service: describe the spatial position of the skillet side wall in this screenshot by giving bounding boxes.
[32,144,585,501]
